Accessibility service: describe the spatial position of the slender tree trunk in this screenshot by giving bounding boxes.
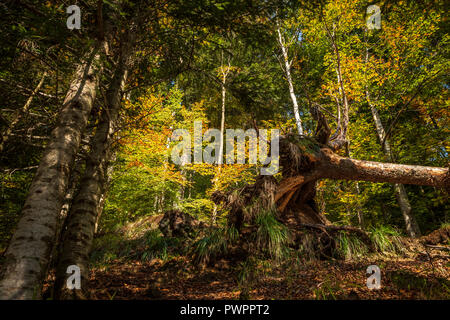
[94,154,116,234]
[0,71,47,153]
[154,195,159,212]
[365,48,421,237]
[159,192,165,212]
[276,24,303,135]
[211,82,226,224]
[51,158,83,265]
[212,56,230,225]
[0,47,103,300]
[217,52,229,166]
[367,95,421,237]
[322,21,349,150]
[53,39,132,299]
[218,81,226,164]
[355,182,365,229]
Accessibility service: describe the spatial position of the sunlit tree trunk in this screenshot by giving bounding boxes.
[276,22,303,135]
[0,47,103,300]
[321,20,349,150]
[217,51,230,166]
[274,136,448,226]
[355,182,365,229]
[367,95,420,237]
[212,53,230,224]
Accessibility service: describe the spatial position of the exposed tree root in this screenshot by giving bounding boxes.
[211,130,448,260]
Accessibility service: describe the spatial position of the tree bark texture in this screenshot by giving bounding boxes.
[54,37,133,299]
[0,47,103,300]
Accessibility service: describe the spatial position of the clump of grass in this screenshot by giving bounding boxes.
[192,226,238,264]
[237,257,257,286]
[254,209,289,260]
[334,231,369,260]
[236,257,277,299]
[369,225,404,254]
[140,229,180,261]
[440,222,450,228]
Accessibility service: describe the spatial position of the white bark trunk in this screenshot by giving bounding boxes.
[276,25,303,135]
[365,47,420,237]
[0,47,103,300]
[54,39,132,298]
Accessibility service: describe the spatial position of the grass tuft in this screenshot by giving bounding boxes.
[334,231,369,260]
[369,225,404,254]
[192,226,238,264]
[254,209,289,260]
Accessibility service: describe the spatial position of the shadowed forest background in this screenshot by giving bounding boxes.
[0,0,449,300]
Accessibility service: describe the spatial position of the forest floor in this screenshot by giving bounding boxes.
[87,253,450,300]
[79,216,450,300]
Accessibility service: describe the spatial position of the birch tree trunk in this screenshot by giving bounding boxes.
[218,81,226,165]
[53,39,132,299]
[367,93,421,237]
[217,53,229,166]
[276,24,303,135]
[355,182,365,229]
[0,47,103,300]
[212,56,230,224]
[365,47,421,237]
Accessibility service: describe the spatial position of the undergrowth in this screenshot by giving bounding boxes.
[91,228,183,268]
[368,225,404,255]
[254,210,290,260]
[192,226,239,264]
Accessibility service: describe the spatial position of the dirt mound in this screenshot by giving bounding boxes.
[420,226,450,245]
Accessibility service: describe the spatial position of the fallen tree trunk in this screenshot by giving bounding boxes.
[215,134,448,231]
